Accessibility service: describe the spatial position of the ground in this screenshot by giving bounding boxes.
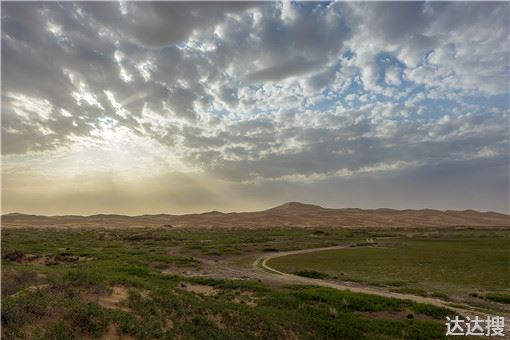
[268,231,510,307]
[2,226,509,339]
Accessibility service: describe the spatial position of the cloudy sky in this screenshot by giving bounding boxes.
[2,1,509,215]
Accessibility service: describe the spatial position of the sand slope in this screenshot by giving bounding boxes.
[2,202,509,229]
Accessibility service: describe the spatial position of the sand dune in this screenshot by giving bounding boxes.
[2,202,509,229]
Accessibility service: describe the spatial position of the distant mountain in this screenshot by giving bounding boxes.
[2,202,509,229]
[265,202,325,212]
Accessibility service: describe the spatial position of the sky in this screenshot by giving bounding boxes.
[1,1,509,215]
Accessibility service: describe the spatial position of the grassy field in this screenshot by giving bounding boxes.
[1,227,458,339]
[269,232,510,305]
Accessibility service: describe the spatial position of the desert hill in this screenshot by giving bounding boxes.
[2,202,509,229]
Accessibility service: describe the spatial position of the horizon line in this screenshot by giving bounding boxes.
[2,201,509,218]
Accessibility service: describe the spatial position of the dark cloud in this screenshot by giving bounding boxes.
[125,2,259,48]
[1,1,508,213]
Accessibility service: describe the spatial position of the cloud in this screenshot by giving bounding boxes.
[125,2,259,48]
[345,1,509,94]
[384,66,401,86]
[1,1,509,213]
[3,156,508,215]
[246,57,322,83]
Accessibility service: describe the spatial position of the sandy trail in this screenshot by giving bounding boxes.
[172,243,509,334]
[251,244,510,335]
[252,244,458,307]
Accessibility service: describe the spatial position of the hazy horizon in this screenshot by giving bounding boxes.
[2,2,509,216]
[3,198,510,217]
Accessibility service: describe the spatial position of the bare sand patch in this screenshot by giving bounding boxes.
[232,291,258,306]
[11,284,51,298]
[181,283,218,296]
[163,319,174,332]
[85,285,130,312]
[5,252,96,266]
[36,272,47,279]
[205,311,225,329]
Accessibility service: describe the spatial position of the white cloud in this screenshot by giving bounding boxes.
[1,2,509,213]
[384,65,401,86]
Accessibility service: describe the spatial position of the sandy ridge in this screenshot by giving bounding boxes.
[3,202,509,229]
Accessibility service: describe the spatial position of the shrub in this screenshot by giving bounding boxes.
[44,321,76,340]
[430,292,451,301]
[1,300,25,327]
[63,269,106,288]
[486,293,510,304]
[175,316,234,339]
[66,302,108,337]
[294,270,329,279]
[412,304,450,319]
[1,270,38,296]
[390,288,428,297]
[3,250,25,262]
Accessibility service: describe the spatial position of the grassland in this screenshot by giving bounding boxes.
[0,227,465,339]
[2,228,508,339]
[269,231,510,306]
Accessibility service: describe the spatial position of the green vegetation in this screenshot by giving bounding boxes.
[2,272,450,339]
[390,288,429,297]
[294,270,329,279]
[486,292,510,304]
[1,227,459,339]
[269,233,510,302]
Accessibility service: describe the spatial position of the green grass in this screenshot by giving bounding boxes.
[295,270,329,279]
[486,292,510,304]
[1,227,459,339]
[390,288,429,297]
[1,270,451,339]
[269,235,510,300]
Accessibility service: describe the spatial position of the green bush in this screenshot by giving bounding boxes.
[66,302,108,337]
[43,321,76,340]
[294,270,329,279]
[411,304,450,319]
[486,292,510,304]
[175,316,235,339]
[2,250,25,262]
[63,269,106,287]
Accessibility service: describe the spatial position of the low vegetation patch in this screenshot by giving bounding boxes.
[269,233,510,307]
[2,227,505,339]
[390,288,429,297]
[485,292,510,304]
[294,270,329,279]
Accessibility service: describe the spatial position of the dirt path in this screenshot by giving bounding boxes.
[253,244,460,307]
[252,244,510,334]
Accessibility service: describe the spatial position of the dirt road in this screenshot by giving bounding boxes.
[252,244,458,307]
[252,244,510,335]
